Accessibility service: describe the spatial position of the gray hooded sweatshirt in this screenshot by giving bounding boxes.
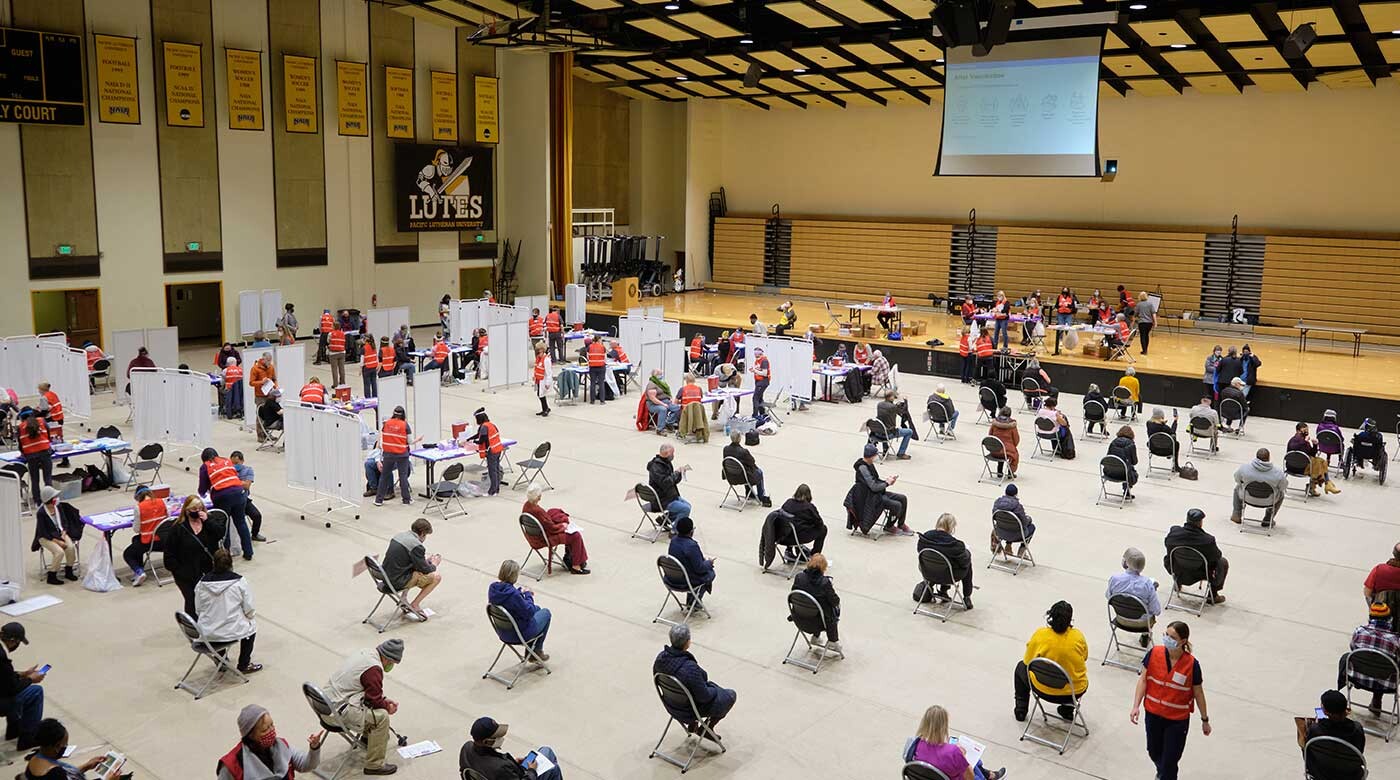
[1234,457,1288,495]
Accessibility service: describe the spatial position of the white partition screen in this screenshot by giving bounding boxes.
[618,318,644,365]
[0,336,44,397]
[745,335,815,402]
[239,290,261,336]
[486,321,529,390]
[368,306,410,338]
[0,471,22,599]
[110,329,145,404]
[275,344,306,400]
[565,284,586,325]
[242,348,274,430]
[132,368,214,446]
[413,369,441,443]
[660,338,685,387]
[284,403,363,506]
[377,374,407,429]
[365,309,389,343]
[516,295,548,316]
[145,327,180,370]
[40,343,91,419]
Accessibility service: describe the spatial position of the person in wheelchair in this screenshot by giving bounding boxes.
[1345,418,1387,481]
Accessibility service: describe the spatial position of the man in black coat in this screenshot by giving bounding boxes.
[721,433,771,507]
[1163,508,1229,604]
[1215,346,1244,391]
[917,513,974,609]
[647,444,692,523]
[458,716,562,780]
[844,444,911,536]
[1,622,44,750]
[1105,426,1139,497]
[652,624,737,734]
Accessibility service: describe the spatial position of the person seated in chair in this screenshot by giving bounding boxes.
[1107,548,1161,648]
[1021,358,1056,407]
[647,444,692,523]
[791,553,840,654]
[324,639,404,776]
[666,517,715,605]
[918,513,974,610]
[1364,543,1400,608]
[1350,419,1387,475]
[382,518,442,619]
[653,624,737,736]
[1187,397,1219,452]
[1147,408,1181,473]
[1105,313,1130,351]
[980,375,1008,412]
[845,443,912,537]
[1298,689,1366,778]
[1036,397,1076,460]
[219,704,324,780]
[257,388,284,435]
[926,384,959,435]
[1083,384,1109,436]
[522,487,590,575]
[31,486,81,586]
[195,549,262,675]
[780,484,828,561]
[1107,426,1139,498]
[488,560,551,662]
[122,485,168,587]
[1230,448,1288,526]
[1115,367,1141,418]
[905,705,1006,780]
[1289,422,1340,497]
[991,483,1034,558]
[722,433,771,507]
[1013,601,1089,723]
[1163,509,1228,604]
[875,389,915,460]
[1,622,45,751]
[988,407,1020,479]
[24,718,127,780]
[1218,378,1249,432]
[459,716,564,780]
[643,369,680,434]
[1337,602,1400,717]
[1317,409,1345,464]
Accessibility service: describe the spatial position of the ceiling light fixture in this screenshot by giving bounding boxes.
[740,38,753,44]
[1169,43,1187,48]
[794,67,806,72]
[935,58,944,63]
[677,75,687,80]
[664,2,680,9]
[1129,3,1147,9]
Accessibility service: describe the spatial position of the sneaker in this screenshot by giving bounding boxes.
[1138,633,1151,648]
[758,496,772,507]
[896,453,912,460]
[894,525,915,537]
[985,769,1007,780]
[364,489,377,497]
[252,534,267,542]
[374,500,384,507]
[131,571,147,587]
[824,641,842,655]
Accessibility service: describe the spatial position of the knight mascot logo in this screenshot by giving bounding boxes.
[396,143,493,231]
[408,148,483,223]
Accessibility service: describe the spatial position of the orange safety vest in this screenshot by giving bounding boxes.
[533,354,547,383]
[753,355,771,381]
[379,346,396,372]
[224,365,243,389]
[432,341,449,363]
[1119,321,1131,341]
[545,311,562,333]
[678,384,704,405]
[477,421,503,457]
[975,337,994,358]
[299,383,326,404]
[207,457,242,492]
[362,343,379,370]
[1143,646,1197,720]
[958,335,970,357]
[689,337,703,360]
[381,418,409,454]
[1098,308,1113,324]
[587,342,606,367]
[320,313,335,332]
[328,330,346,354]
[613,348,629,364]
[43,391,63,422]
[1057,294,1074,314]
[137,497,168,543]
[853,345,869,364]
[992,300,1008,319]
[18,424,52,456]
[479,333,489,348]
[529,317,544,338]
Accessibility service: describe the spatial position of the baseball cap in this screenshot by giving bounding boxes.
[1,622,28,644]
[471,717,508,746]
[863,443,878,458]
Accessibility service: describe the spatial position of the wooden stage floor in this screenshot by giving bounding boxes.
[587,290,1400,401]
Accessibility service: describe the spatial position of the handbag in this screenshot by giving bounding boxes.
[1178,461,1199,481]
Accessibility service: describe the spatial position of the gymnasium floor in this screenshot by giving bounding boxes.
[6,332,1398,780]
[589,290,1400,400]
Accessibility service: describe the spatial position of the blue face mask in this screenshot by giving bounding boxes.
[1162,635,1179,652]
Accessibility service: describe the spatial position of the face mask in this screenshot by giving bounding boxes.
[256,727,278,749]
[1161,635,1179,652]
[383,663,395,673]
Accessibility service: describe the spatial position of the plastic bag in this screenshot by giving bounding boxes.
[82,539,123,593]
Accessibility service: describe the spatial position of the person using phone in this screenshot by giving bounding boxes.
[1,623,45,751]
[458,716,563,780]
[217,704,324,780]
[22,718,121,780]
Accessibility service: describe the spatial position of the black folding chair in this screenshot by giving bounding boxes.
[519,513,566,581]
[1284,450,1314,500]
[1239,479,1282,535]
[1020,657,1089,754]
[1102,593,1154,670]
[649,673,726,772]
[976,386,998,424]
[303,682,366,780]
[1147,432,1177,478]
[173,611,249,700]
[1219,397,1247,435]
[482,603,551,690]
[988,510,1035,575]
[512,441,553,491]
[1187,416,1216,457]
[978,436,1010,484]
[1096,454,1133,508]
[761,510,809,579]
[1342,649,1400,741]
[1303,735,1369,779]
[902,761,953,780]
[1082,400,1108,440]
[866,418,892,461]
[719,456,756,512]
[125,443,164,491]
[1019,377,1043,412]
[781,590,843,674]
[1164,546,1212,616]
[924,401,954,443]
[654,554,712,627]
[1111,385,1137,421]
[631,483,672,542]
[913,548,966,623]
[1032,416,1060,459]
[422,463,469,520]
[361,556,416,633]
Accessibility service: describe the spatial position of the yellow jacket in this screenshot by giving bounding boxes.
[1023,626,1089,696]
[1118,374,1140,403]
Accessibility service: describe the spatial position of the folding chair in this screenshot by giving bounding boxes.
[1303,736,1369,780]
[1238,479,1282,535]
[1032,416,1060,459]
[1019,657,1090,754]
[303,682,365,780]
[975,386,998,424]
[649,673,726,773]
[1164,546,1212,616]
[422,463,469,519]
[511,441,553,491]
[988,510,1035,575]
[1342,649,1400,742]
[631,483,672,542]
[1096,454,1133,508]
[1102,593,1154,671]
[124,443,163,491]
[1187,416,1216,457]
[1219,397,1247,436]
[1284,450,1314,500]
[654,554,712,628]
[1019,377,1043,412]
[865,418,892,461]
[519,513,566,580]
[902,761,953,780]
[360,556,416,633]
[142,518,174,587]
[1082,400,1108,440]
[90,359,112,392]
[1110,385,1137,421]
[913,548,967,623]
[1107,329,1136,364]
[173,611,249,700]
[761,510,809,579]
[718,456,756,512]
[35,540,80,579]
[1318,429,1346,474]
[1147,432,1177,478]
[482,603,551,690]
[978,436,1010,484]
[255,416,285,452]
[924,401,954,443]
[782,590,844,674]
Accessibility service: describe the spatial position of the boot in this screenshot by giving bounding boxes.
[63,565,78,581]
[1325,480,1341,495]
[46,571,64,585]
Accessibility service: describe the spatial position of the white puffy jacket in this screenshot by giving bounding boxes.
[195,570,256,642]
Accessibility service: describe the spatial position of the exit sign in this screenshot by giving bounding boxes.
[56,244,73,256]
[186,241,201,252]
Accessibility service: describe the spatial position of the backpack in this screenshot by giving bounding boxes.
[83,464,112,492]
[912,581,936,603]
[745,430,761,446]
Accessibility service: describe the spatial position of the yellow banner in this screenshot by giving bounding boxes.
[385,66,414,139]
[225,48,263,131]
[335,60,368,137]
[94,34,140,125]
[430,71,456,142]
[283,54,318,134]
[474,75,498,144]
[162,41,204,127]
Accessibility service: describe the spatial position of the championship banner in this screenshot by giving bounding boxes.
[283,54,318,134]
[384,66,413,139]
[94,34,139,125]
[474,75,497,143]
[162,41,203,127]
[225,48,263,131]
[394,143,494,232]
[336,60,367,137]
[430,70,456,142]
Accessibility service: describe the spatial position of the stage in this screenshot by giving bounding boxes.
[585,289,1400,422]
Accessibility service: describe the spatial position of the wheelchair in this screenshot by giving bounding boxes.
[1343,439,1387,484]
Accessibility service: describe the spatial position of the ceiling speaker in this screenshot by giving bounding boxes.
[742,62,763,89]
[932,0,979,49]
[983,0,1016,48]
[1283,22,1316,58]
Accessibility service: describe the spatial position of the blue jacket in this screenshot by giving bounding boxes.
[652,645,717,717]
[667,535,714,585]
[487,581,538,630]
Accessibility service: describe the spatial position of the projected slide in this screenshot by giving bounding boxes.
[937,37,1102,177]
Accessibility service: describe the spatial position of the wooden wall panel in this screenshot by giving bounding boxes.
[994,226,1204,315]
[788,219,950,300]
[1262,236,1400,335]
[711,217,766,286]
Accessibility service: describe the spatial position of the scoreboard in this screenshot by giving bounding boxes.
[0,26,85,126]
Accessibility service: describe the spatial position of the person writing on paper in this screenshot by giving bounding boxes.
[377,406,420,506]
[122,486,168,586]
[1130,621,1210,780]
[382,518,442,619]
[459,716,564,780]
[23,718,125,780]
[324,639,404,776]
[523,487,590,574]
[31,486,82,586]
[196,549,263,675]
[218,704,324,780]
[904,704,1006,780]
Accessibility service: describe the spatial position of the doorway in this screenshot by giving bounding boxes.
[459,266,493,300]
[31,288,103,348]
[165,282,224,343]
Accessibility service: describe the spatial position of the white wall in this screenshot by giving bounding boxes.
[629,99,686,278]
[497,49,551,296]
